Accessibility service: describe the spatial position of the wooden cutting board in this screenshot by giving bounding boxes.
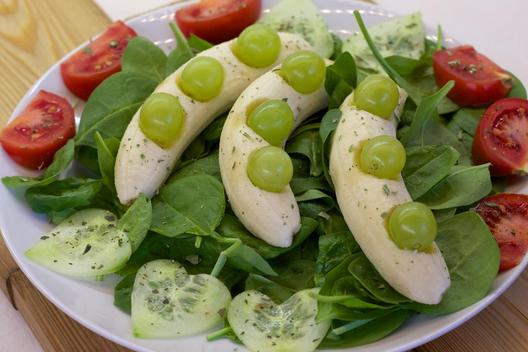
[1,0,527,351]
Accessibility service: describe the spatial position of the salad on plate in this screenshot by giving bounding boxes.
[1,0,528,351]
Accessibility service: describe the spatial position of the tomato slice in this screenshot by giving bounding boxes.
[0,90,75,170]
[60,21,137,100]
[175,0,261,44]
[473,98,528,176]
[432,45,512,107]
[475,193,528,271]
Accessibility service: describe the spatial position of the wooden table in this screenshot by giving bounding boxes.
[1,0,527,351]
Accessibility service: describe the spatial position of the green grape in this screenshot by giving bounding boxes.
[353,75,399,119]
[139,93,185,148]
[234,24,281,68]
[247,100,295,146]
[178,56,224,102]
[388,202,437,251]
[247,146,293,193]
[359,135,406,179]
[278,50,326,94]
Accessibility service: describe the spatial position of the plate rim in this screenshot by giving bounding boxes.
[1,1,527,351]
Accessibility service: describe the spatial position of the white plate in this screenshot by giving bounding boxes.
[1,1,527,351]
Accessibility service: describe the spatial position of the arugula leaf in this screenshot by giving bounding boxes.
[403,145,460,199]
[325,52,357,108]
[121,36,168,81]
[95,132,119,193]
[76,72,157,148]
[2,139,75,189]
[412,212,500,315]
[417,164,492,209]
[165,22,194,76]
[150,175,225,237]
[118,194,152,252]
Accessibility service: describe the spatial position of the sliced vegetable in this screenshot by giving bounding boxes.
[132,259,231,338]
[1,90,75,170]
[260,0,334,58]
[60,21,137,100]
[475,193,528,271]
[432,45,512,107]
[228,289,330,352]
[175,0,261,44]
[472,98,528,176]
[25,209,131,277]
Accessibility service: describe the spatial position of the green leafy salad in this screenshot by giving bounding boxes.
[3,0,527,351]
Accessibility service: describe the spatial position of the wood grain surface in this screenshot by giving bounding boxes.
[0,0,527,351]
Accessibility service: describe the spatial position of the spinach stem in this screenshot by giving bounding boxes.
[210,238,242,277]
[435,25,444,51]
[331,318,375,335]
[206,327,233,341]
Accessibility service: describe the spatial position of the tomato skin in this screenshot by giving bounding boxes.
[433,45,512,107]
[475,193,528,271]
[60,21,137,100]
[0,90,75,170]
[175,0,261,44]
[472,98,528,176]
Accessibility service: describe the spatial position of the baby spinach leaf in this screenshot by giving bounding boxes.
[330,33,343,60]
[226,241,277,276]
[325,52,357,108]
[95,132,119,193]
[403,145,460,199]
[76,72,157,148]
[320,310,410,348]
[508,71,527,99]
[315,230,359,286]
[399,81,470,163]
[150,175,225,237]
[412,212,500,315]
[114,273,135,313]
[449,108,484,136]
[245,274,294,303]
[165,22,194,76]
[188,34,213,52]
[170,151,221,181]
[287,129,323,177]
[319,109,342,189]
[272,259,316,292]
[417,164,492,209]
[121,36,167,82]
[348,253,409,305]
[25,178,102,215]
[2,139,75,189]
[118,193,152,252]
[290,176,331,195]
[216,214,318,259]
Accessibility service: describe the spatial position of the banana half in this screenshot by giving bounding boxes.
[329,91,451,305]
[219,62,330,248]
[115,33,311,205]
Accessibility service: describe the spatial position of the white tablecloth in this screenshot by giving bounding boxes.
[2,1,526,351]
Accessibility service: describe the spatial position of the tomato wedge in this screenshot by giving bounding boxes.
[60,21,137,100]
[476,193,528,271]
[0,90,75,170]
[433,45,512,107]
[473,98,528,176]
[175,0,261,44]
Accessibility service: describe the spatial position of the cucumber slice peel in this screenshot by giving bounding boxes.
[132,259,231,338]
[228,288,330,352]
[25,209,131,277]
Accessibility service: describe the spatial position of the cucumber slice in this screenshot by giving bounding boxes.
[132,259,231,338]
[228,288,330,352]
[343,12,425,72]
[25,209,131,277]
[260,0,334,58]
